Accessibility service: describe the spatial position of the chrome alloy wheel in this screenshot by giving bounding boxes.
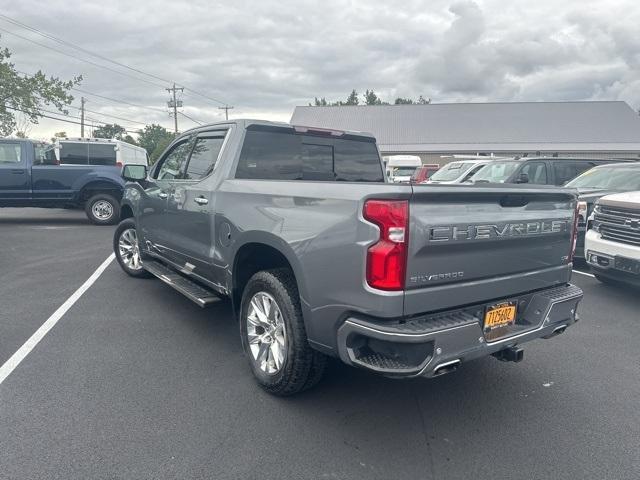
[246,292,287,375]
[118,228,142,271]
[92,200,114,220]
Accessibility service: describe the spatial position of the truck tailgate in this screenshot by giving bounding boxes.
[405,184,577,316]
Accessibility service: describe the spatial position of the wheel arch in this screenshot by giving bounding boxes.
[231,234,310,325]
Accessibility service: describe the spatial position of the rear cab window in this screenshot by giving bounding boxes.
[59,142,116,166]
[235,126,384,182]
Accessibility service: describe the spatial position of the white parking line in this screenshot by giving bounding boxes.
[573,269,595,278]
[0,253,115,386]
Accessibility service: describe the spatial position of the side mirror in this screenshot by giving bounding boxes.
[516,172,529,184]
[122,164,147,182]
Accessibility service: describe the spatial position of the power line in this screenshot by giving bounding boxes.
[178,111,204,126]
[0,26,167,89]
[0,14,232,107]
[218,105,234,120]
[71,87,168,115]
[65,103,147,126]
[16,69,170,119]
[2,104,139,133]
[0,13,170,86]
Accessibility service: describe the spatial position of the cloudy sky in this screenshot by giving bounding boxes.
[1,0,639,139]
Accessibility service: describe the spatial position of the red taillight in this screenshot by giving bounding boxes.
[363,199,409,291]
[568,201,580,263]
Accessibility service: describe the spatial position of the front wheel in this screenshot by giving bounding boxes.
[113,219,151,278]
[240,268,326,396]
[85,193,120,225]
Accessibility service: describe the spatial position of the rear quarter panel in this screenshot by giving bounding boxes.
[217,179,410,351]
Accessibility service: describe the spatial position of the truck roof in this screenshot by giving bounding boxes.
[182,119,377,141]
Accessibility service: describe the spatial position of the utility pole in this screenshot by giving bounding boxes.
[80,97,86,137]
[218,105,234,120]
[166,83,184,133]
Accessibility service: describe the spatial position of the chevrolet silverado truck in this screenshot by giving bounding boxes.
[113,120,583,396]
[0,138,124,224]
[586,191,640,286]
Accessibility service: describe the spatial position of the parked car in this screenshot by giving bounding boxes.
[585,191,640,286]
[383,155,422,182]
[52,137,149,168]
[0,138,124,224]
[426,158,494,184]
[469,157,634,186]
[410,164,439,183]
[566,162,640,259]
[114,119,583,396]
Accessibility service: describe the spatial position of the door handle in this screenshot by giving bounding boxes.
[11,169,25,174]
[158,192,168,199]
[194,197,208,205]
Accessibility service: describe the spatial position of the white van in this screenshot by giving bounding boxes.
[53,138,149,168]
[383,155,422,183]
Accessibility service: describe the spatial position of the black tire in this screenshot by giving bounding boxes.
[113,218,151,278]
[85,193,120,225]
[239,268,327,396]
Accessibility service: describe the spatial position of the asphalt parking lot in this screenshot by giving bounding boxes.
[1,208,639,480]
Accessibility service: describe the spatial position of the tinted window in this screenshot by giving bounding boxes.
[0,143,22,163]
[155,139,192,180]
[60,142,88,164]
[430,162,474,181]
[521,162,548,184]
[184,135,226,179]
[88,144,117,166]
[235,129,383,182]
[302,143,334,180]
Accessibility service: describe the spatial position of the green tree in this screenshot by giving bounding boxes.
[150,134,175,164]
[363,89,389,105]
[93,123,126,140]
[345,89,359,105]
[394,97,414,104]
[50,131,67,143]
[123,134,137,145]
[136,124,174,156]
[417,95,431,104]
[0,41,81,137]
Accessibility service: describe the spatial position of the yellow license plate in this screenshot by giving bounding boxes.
[484,302,517,331]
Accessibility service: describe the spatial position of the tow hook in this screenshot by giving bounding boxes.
[492,346,524,363]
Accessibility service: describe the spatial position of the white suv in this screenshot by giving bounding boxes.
[585,191,640,286]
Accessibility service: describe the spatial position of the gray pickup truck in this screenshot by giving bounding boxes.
[113,120,583,395]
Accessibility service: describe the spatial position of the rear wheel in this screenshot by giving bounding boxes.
[113,219,151,278]
[86,193,120,225]
[240,268,326,396]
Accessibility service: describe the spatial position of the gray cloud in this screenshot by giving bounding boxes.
[0,0,638,138]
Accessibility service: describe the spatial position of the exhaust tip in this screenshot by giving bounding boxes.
[433,359,461,376]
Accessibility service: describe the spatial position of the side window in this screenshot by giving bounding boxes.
[88,144,117,166]
[59,143,88,165]
[522,162,548,184]
[461,164,484,182]
[0,143,22,164]
[184,134,226,180]
[301,143,334,180]
[154,138,192,180]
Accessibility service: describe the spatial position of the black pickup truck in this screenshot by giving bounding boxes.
[0,138,124,224]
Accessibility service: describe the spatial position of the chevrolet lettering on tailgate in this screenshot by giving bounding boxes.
[428,219,570,242]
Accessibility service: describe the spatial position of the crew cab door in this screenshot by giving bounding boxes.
[163,129,229,283]
[138,136,193,253]
[0,141,30,199]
